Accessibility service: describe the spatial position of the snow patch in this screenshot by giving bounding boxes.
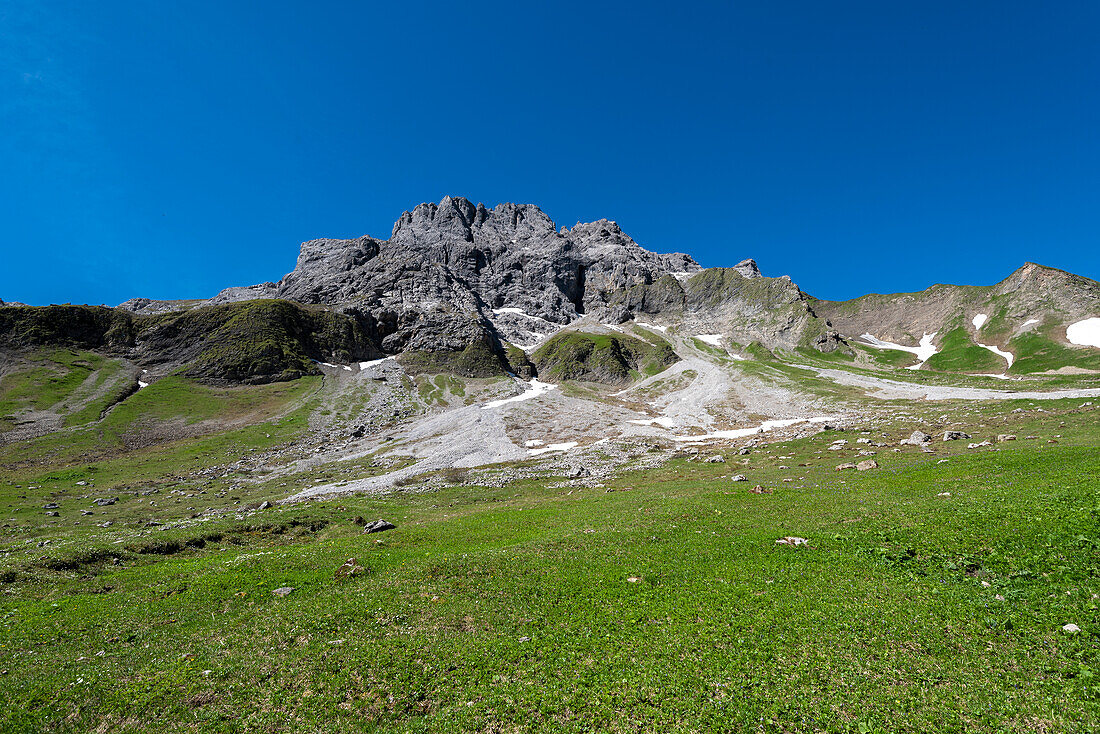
[633,321,668,333]
[1067,318,1100,348]
[860,332,938,368]
[482,379,556,409]
[527,441,578,456]
[977,342,1014,367]
[670,271,695,283]
[1022,318,1040,328]
[972,314,988,329]
[359,356,395,370]
[696,334,723,346]
[673,416,837,444]
[137,381,149,389]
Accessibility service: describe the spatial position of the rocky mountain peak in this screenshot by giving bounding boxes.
[734,258,762,279]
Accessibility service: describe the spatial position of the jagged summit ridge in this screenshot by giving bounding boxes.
[213,196,701,321]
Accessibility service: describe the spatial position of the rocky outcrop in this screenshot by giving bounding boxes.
[211,196,702,359]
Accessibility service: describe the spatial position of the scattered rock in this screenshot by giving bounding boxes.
[943,431,971,441]
[967,441,992,449]
[835,463,856,471]
[272,587,295,597]
[363,519,396,534]
[775,536,808,546]
[937,492,951,497]
[94,498,118,507]
[43,503,59,509]
[749,485,773,494]
[704,455,725,463]
[626,577,641,583]
[334,558,364,580]
[1063,623,1082,634]
[856,459,878,471]
[44,511,59,517]
[900,430,932,446]
[730,475,747,482]
[737,447,751,456]
[997,434,1016,442]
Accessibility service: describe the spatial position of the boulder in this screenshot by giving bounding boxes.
[943,431,971,441]
[900,430,932,446]
[363,519,396,534]
[997,434,1017,442]
[856,459,878,471]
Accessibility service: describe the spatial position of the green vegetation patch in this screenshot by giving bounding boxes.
[1009,331,1100,375]
[924,327,1004,373]
[533,332,678,385]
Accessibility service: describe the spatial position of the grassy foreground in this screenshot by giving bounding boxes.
[2,402,1100,732]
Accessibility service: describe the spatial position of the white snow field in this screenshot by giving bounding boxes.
[695,334,723,346]
[673,416,838,444]
[972,314,988,329]
[1067,318,1100,348]
[860,332,939,369]
[482,378,556,409]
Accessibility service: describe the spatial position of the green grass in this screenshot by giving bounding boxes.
[1010,332,1100,375]
[3,399,1099,731]
[0,376,321,481]
[0,349,116,415]
[924,327,1004,373]
[533,332,678,385]
[851,342,918,368]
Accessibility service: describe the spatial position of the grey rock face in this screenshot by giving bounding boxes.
[213,196,702,355]
[733,258,762,278]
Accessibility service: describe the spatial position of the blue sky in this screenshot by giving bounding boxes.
[2,1,1099,306]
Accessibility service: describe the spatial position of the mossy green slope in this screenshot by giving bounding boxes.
[923,327,1005,373]
[533,332,678,384]
[1,300,386,384]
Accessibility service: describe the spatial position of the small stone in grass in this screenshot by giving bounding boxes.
[272,587,295,597]
[835,463,856,471]
[627,577,641,583]
[730,475,747,482]
[937,492,951,497]
[1063,623,1082,634]
[775,536,808,546]
[997,434,1016,442]
[334,558,364,580]
[363,519,396,534]
[856,459,878,471]
[749,485,773,494]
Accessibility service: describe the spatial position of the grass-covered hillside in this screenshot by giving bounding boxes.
[532,331,678,384]
[2,398,1099,732]
[0,301,387,384]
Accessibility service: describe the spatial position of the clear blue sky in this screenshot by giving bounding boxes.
[3,1,1099,306]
